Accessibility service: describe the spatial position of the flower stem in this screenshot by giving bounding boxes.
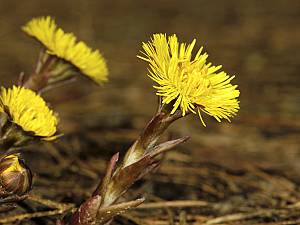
[23,53,57,92]
[122,110,181,168]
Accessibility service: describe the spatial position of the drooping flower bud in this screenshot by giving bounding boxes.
[0,154,32,197]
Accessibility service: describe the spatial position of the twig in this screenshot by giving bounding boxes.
[204,209,283,224]
[120,213,151,225]
[27,194,75,210]
[0,209,74,223]
[136,200,209,209]
[0,195,75,223]
[179,211,188,225]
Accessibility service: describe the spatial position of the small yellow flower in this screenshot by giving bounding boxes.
[0,86,58,139]
[138,34,240,126]
[22,16,108,84]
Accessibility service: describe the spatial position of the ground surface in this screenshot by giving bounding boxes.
[0,0,299,224]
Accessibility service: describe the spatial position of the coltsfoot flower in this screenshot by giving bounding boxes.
[22,16,108,84]
[0,86,58,141]
[138,34,240,126]
[0,154,32,197]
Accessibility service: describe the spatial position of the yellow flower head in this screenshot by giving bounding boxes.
[22,16,108,84]
[138,34,240,126]
[0,86,58,139]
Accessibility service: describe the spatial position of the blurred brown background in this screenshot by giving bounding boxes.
[0,0,300,223]
[1,0,298,163]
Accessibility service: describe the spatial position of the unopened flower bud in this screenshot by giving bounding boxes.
[0,154,32,197]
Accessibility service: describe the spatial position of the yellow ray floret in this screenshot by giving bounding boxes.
[0,86,58,139]
[138,34,240,126]
[22,16,108,84]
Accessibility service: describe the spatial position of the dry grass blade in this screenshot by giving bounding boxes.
[136,200,209,209]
